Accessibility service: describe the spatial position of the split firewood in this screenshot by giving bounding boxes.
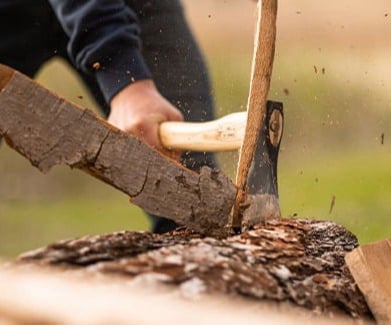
[16,218,372,320]
[233,0,279,228]
[0,64,236,235]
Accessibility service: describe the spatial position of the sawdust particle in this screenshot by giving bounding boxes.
[92,62,101,70]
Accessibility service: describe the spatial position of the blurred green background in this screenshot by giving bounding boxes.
[1,0,390,256]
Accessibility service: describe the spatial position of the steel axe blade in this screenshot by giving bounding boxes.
[242,100,283,227]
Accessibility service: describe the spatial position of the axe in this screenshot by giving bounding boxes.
[159,100,283,226]
[161,0,279,229]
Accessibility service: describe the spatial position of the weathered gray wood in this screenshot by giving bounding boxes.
[18,218,372,320]
[0,64,236,234]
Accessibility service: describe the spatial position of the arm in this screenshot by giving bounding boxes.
[47,0,183,154]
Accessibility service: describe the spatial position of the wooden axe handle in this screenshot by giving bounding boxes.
[159,112,247,152]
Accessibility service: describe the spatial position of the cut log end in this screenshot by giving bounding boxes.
[345,239,391,324]
[16,218,372,320]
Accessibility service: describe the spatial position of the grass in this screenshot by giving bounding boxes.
[0,197,148,256]
[278,148,391,244]
[1,145,389,256]
[209,48,391,246]
[0,141,149,256]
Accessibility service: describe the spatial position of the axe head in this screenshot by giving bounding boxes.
[242,100,284,227]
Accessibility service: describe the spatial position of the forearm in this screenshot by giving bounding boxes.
[47,0,152,103]
[48,0,184,153]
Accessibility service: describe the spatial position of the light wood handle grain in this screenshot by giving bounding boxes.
[159,112,247,152]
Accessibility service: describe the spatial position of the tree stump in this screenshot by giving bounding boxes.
[16,218,372,320]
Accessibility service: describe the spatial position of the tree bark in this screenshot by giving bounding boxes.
[18,218,372,320]
[0,64,236,235]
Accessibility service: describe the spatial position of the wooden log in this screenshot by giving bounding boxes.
[16,218,372,320]
[0,266,360,325]
[0,64,236,235]
[345,239,391,325]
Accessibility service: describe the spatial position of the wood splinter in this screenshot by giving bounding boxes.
[232,0,279,230]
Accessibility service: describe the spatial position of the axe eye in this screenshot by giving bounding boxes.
[268,109,283,147]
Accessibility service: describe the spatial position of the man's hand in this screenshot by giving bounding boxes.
[108,80,184,157]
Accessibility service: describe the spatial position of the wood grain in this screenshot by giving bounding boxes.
[0,64,236,235]
[345,239,391,324]
[232,0,278,228]
[159,112,247,152]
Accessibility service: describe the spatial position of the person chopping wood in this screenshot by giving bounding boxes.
[0,0,217,233]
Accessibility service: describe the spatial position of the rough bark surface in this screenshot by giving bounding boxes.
[0,65,236,234]
[19,218,372,319]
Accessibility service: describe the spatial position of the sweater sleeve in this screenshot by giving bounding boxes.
[47,0,152,103]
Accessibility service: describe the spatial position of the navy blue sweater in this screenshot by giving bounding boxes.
[48,0,152,103]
